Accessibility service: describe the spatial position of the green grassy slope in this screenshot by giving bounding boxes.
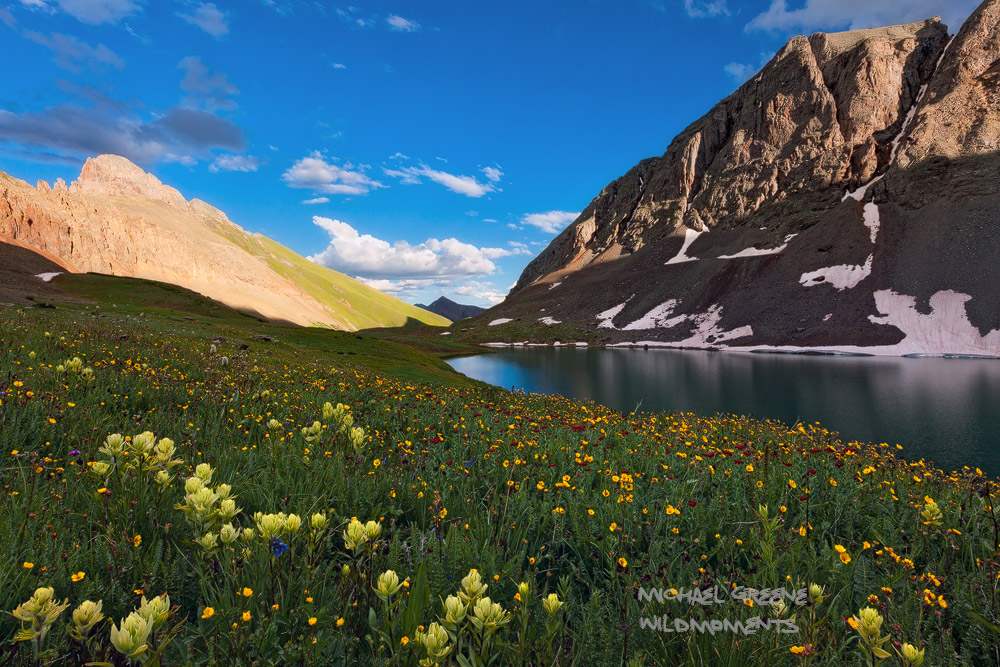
[3,271,999,666]
[50,272,469,386]
[204,218,449,330]
[254,236,450,330]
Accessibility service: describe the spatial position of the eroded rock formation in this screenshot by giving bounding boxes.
[0,155,446,330]
[494,3,1000,356]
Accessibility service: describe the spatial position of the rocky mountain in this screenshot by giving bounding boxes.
[488,1,1000,356]
[0,155,449,330]
[415,297,486,321]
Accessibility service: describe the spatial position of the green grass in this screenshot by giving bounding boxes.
[50,272,470,388]
[210,226,450,330]
[2,280,1000,666]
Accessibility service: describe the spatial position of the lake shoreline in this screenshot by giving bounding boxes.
[471,340,1000,360]
[449,347,1000,477]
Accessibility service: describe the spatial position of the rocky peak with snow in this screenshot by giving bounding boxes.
[491,0,1000,356]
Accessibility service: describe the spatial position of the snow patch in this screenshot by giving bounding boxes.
[612,305,753,349]
[888,37,954,165]
[862,202,880,243]
[596,298,631,329]
[538,316,562,326]
[842,174,885,202]
[479,341,589,349]
[665,228,704,265]
[36,272,63,282]
[677,305,754,346]
[745,287,1000,357]
[488,318,513,326]
[868,289,1000,356]
[823,313,832,322]
[718,235,795,260]
[799,255,872,290]
[844,38,953,204]
[889,85,926,163]
[548,282,562,290]
[621,300,682,331]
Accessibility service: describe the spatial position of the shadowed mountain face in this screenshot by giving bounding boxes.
[0,241,82,305]
[486,1,1000,356]
[0,155,449,330]
[415,297,486,321]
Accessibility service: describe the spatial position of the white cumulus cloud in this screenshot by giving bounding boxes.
[359,278,437,294]
[178,2,228,38]
[386,14,419,31]
[723,52,774,84]
[383,164,499,197]
[683,0,729,18]
[308,217,507,279]
[522,210,580,234]
[23,31,124,72]
[209,154,261,173]
[724,62,756,82]
[454,280,508,305]
[481,166,503,182]
[22,0,142,24]
[283,152,385,196]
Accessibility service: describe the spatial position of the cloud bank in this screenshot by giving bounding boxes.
[309,216,511,279]
[283,152,384,195]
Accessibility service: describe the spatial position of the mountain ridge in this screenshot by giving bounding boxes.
[0,155,449,330]
[415,296,486,321]
[486,1,1000,356]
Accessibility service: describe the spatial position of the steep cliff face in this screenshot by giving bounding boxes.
[0,155,449,330]
[516,18,949,289]
[492,2,1000,356]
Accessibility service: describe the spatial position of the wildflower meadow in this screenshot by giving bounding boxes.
[2,295,1000,666]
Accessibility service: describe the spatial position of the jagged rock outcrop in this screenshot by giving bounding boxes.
[70,154,189,208]
[0,155,448,330]
[492,2,1000,356]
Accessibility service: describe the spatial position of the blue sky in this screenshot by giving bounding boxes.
[0,0,981,306]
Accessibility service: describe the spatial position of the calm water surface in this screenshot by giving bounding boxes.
[447,348,1000,477]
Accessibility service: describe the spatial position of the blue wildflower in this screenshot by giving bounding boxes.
[270,537,288,557]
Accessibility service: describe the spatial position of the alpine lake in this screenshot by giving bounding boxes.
[448,347,1000,477]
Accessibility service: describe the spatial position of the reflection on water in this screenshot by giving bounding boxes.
[447,348,1000,476]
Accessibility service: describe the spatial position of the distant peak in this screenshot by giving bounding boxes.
[71,154,188,207]
[415,296,486,320]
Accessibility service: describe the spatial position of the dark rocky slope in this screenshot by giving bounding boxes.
[486,2,1000,355]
